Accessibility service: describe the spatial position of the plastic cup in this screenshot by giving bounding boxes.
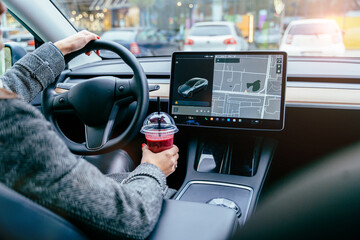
[145,131,174,153]
[141,112,178,153]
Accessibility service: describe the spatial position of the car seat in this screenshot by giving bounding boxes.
[0,182,86,240]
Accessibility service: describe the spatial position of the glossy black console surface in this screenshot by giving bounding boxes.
[176,181,253,225]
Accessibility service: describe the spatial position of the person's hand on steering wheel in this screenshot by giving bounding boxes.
[54,30,100,56]
[141,144,179,177]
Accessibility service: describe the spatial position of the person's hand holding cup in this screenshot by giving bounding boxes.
[141,144,179,177]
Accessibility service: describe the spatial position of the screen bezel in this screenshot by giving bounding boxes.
[169,51,287,131]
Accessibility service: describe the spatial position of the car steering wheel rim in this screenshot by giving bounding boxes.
[42,40,149,155]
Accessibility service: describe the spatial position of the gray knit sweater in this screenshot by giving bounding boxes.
[0,43,167,239]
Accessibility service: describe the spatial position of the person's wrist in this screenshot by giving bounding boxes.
[0,88,18,99]
[54,40,69,56]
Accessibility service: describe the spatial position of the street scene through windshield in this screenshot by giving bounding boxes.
[4,0,360,57]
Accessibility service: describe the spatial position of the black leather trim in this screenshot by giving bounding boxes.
[148,199,239,240]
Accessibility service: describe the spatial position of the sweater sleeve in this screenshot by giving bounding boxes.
[0,42,65,102]
[0,99,167,240]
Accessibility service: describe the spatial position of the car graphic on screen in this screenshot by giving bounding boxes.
[178,77,209,98]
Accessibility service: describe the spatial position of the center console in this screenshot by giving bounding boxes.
[168,51,287,225]
[173,136,277,225]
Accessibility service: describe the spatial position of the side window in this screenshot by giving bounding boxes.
[1,13,34,75]
[0,47,11,75]
[1,12,35,53]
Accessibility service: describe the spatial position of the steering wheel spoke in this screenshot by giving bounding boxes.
[85,99,121,149]
[53,92,72,110]
[129,76,143,98]
[85,124,109,150]
[115,77,137,100]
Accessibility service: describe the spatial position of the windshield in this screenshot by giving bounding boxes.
[50,0,360,58]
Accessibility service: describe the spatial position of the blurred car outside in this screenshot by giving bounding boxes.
[158,29,184,50]
[254,27,282,49]
[183,21,249,51]
[1,27,22,42]
[158,29,177,42]
[6,33,35,52]
[279,19,345,56]
[100,28,179,58]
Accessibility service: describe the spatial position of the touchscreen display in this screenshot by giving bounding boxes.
[169,52,287,130]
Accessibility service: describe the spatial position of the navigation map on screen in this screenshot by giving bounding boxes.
[170,52,286,130]
[212,55,282,120]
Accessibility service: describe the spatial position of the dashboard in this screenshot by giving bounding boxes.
[53,56,360,111]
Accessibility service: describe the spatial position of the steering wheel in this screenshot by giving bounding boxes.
[42,40,149,155]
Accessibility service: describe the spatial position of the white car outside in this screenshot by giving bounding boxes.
[183,21,248,51]
[280,19,345,56]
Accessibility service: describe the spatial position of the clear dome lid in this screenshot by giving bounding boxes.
[140,112,178,135]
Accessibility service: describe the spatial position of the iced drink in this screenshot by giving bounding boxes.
[141,112,178,153]
[145,132,174,153]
